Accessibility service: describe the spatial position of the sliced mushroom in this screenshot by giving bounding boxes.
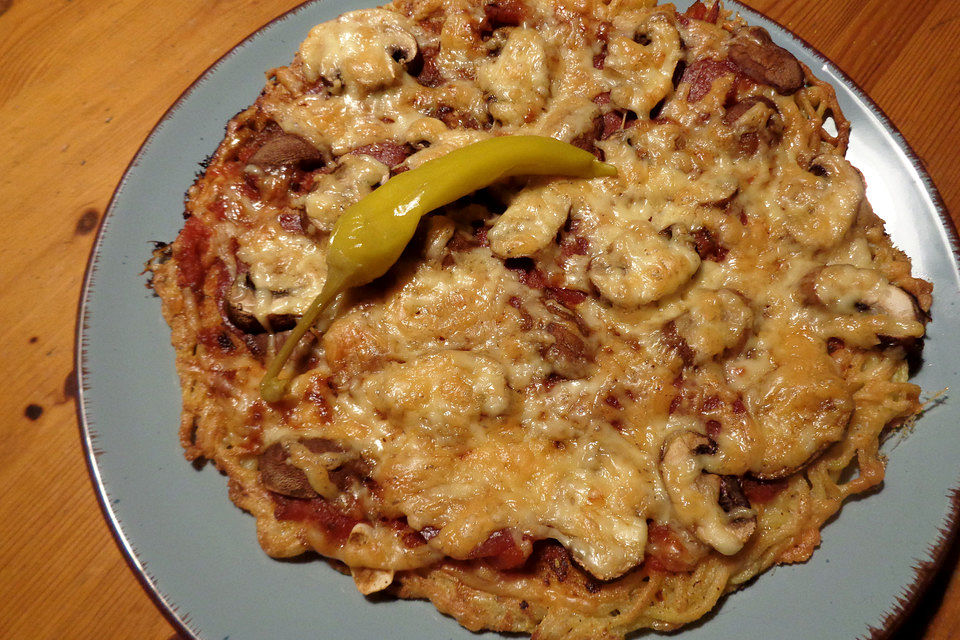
[386,33,418,67]
[588,224,701,308]
[873,285,920,320]
[298,9,420,95]
[775,153,864,250]
[305,154,390,232]
[359,350,512,433]
[248,132,325,169]
[605,12,683,115]
[717,475,753,518]
[671,289,753,364]
[258,438,350,499]
[800,264,926,347]
[351,567,395,595]
[488,183,572,258]
[477,27,551,126]
[222,277,298,334]
[722,96,784,156]
[259,442,315,498]
[727,26,804,95]
[660,431,757,555]
[723,96,778,125]
[746,331,853,479]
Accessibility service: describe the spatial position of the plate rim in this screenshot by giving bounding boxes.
[729,3,960,637]
[73,2,960,639]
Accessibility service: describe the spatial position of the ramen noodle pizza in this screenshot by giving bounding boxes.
[149,0,932,636]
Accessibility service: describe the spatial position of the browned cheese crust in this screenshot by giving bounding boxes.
[149,0,933,637]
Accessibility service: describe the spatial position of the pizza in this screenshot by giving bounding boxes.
[149,0,933,636]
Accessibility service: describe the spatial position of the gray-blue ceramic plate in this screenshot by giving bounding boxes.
[77,1,960,638]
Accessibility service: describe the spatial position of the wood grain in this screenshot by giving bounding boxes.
[0,0,957,638]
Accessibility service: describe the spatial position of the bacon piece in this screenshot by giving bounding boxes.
[600,110,638,139]
[592,25,609,70]
[206,197,228,220]
[505,257,547,289]
[669,394,682,418]
[596,21,610,42]
[681,59,739,103]
[350,142,413,169]
[738,131,759,156]
[273,495,361,543]
[278,211,305,233]
[544,321,591,379]
[662,319,695,366]
[416,45,444,87]
[174,217,210,293]
[198,326,235,354]
[469,528,531,570]
[398,524,440,548]
[292,167,324,194]
[684,0,720,23]
[473,224,489,246]
[539,542,571,582]
[645,523,697,573]
[692,227,728,261]
[507,296,534,330]
[560,235,589,258]
[570,126,604,160]
[483,0,528,29]
[706,419,722,438]
[702,395,722,412]
[592,91,611,106]
[385,519,437,548]
[435,104,482,130]
[546,287,587,308]
[742,477,789,504]
[601,112,624,139]
[239,172,260,201]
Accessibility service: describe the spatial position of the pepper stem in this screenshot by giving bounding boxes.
[259,270,349,402]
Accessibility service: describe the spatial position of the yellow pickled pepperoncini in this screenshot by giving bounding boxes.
[260,135,617,401]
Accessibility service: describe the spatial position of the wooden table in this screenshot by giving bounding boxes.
[1,0,957,637]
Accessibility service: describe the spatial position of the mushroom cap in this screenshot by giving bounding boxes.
[299,9,419,95]
[223,281,299,334]
[660,431,757,556]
